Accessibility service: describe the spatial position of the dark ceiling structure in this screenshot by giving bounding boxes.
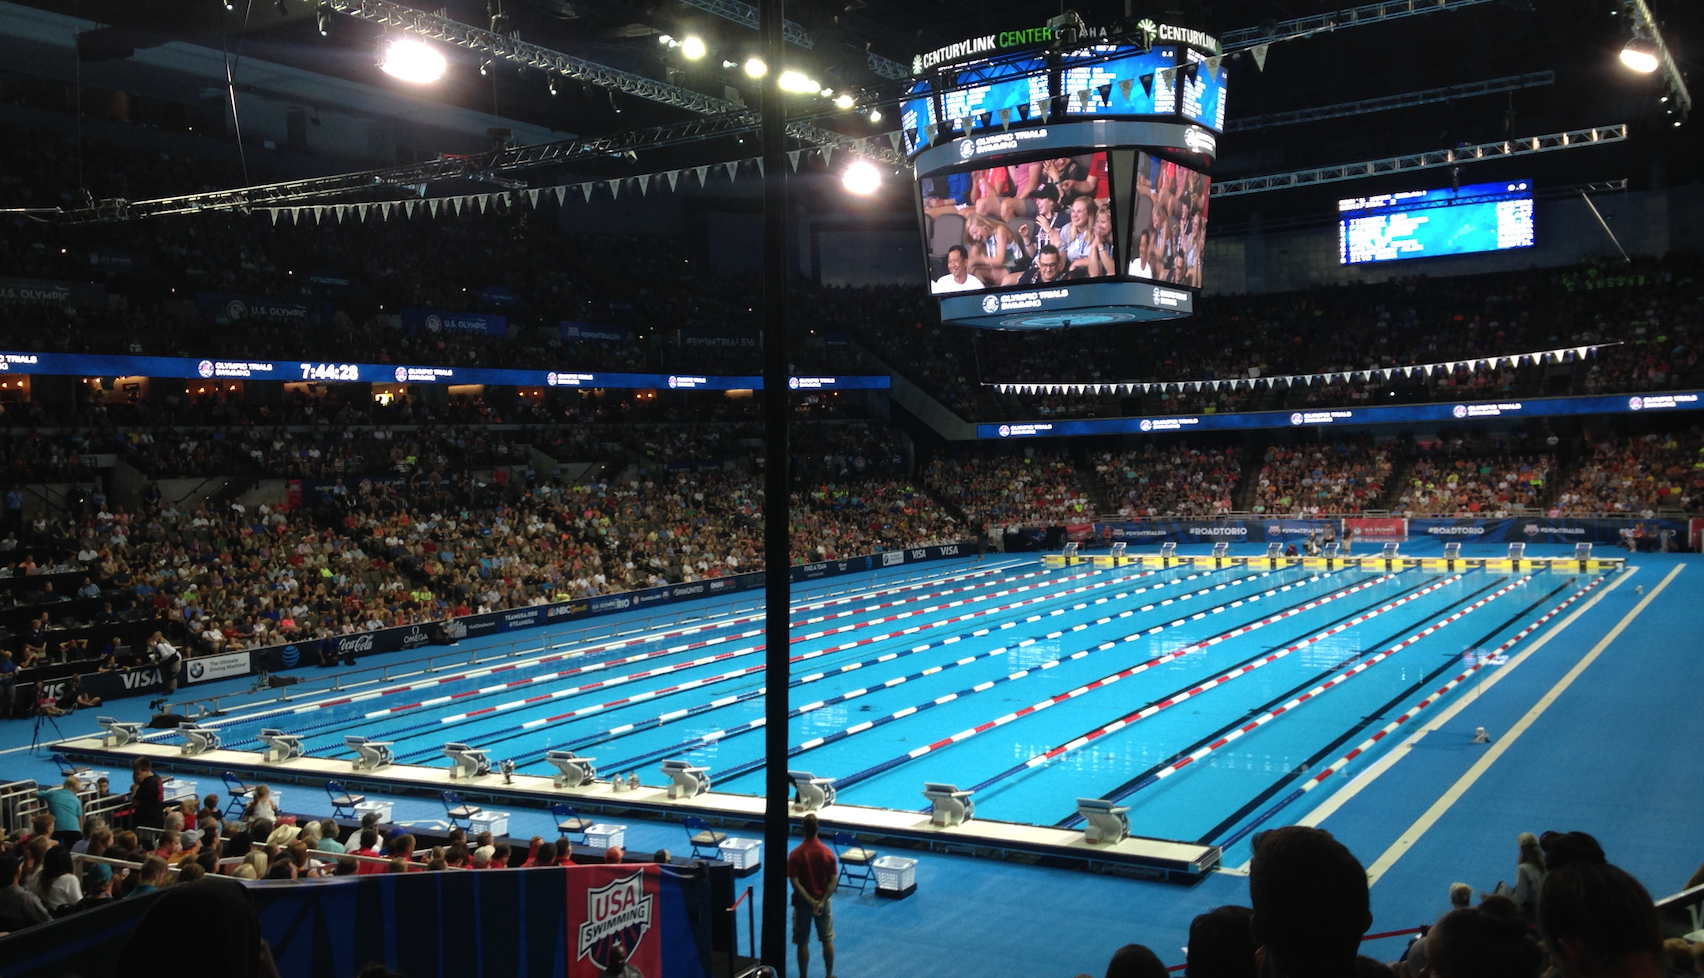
[5,0,1700,224]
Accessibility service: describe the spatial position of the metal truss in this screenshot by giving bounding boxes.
[1221,0,1503,51]
[1226,72,1554,132]
[1212,124,1628,198]
[327,0,902,164]
[1625,0,1691,119]
[672,0,911,79]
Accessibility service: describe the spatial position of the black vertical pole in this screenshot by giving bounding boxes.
[758,0,790,973]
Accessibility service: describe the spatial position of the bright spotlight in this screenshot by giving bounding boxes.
[658,33,673,44]
[744,57,767,78]
[868,107,882,123]
[820,87,834,97]
[779,70,818,93]
[1620,36,1658,73]
[722,59,738,69]
[843,160,882,195]
[834,93,854,109]
[378,38,447,84]
[682,36,706,59]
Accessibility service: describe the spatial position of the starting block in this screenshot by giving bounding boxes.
[98,716,145,748]
[443,743,492,779]
[259,729,305,762]
[789,770,837,812]
[1076,797,1130,845]
[922,782,975,827]
[545,750,598,789]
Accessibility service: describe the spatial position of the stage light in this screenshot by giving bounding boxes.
[378,38,447,84]
[658,33,673,45]
[867,107,882,123]
[820,87,834,97]
[779,70,818,93]
[682,36,706,60]
[843,160,882,195]
[316,3,330,35]
[722,59,738,69]
[834,93,854,109]
[479,59,490,76]
[1620,36,1658,73]
[744,57,767,78]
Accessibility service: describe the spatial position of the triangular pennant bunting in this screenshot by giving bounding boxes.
[638,174,651,195]
[527,189,541,207]
[756,158,764,176]
[695,165,710,187]
[1251,44,1269,71]
[888,132,902,152]
[580,183,594,202]
[607,179,621,199]
[724,161,738,182]
[821,146,834,167]
[666,170,679,191]
[1097,83,1112,105]
[788,149,802,171]
[1118,78,1134,103]
[999,107,1011,129]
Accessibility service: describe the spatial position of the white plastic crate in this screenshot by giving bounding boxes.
[163,780,198,804]
[469,811,509,838]
[872,856,916,893]
[353,800,393,824]
[585,823,626,850]
[718,838,761,871]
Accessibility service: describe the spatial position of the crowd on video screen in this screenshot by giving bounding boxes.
[1129,152,1208,288]
[923,152,1118,294]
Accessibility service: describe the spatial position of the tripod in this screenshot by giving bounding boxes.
[30,707,66,754]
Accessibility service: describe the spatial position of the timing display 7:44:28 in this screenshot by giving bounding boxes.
[299,363,361,381]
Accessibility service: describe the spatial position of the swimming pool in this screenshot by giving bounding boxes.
[144,556,1604,848]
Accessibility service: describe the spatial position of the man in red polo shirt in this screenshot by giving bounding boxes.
[786,814,838,978]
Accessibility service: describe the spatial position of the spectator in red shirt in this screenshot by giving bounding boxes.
[350,829,385,874]
[786,813,838,978]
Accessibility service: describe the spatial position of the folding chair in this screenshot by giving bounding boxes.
[441,790,483,830]
[325,780,365,819]
[834,832,878,894]
[683,815,726,859]
[222,772,255,820]
[553,803,592,845]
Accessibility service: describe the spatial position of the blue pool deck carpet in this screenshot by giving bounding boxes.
[2,540,1697,978]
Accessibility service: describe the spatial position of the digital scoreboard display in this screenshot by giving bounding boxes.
[1339,179,1535,265]
[1062,45,1177,116]
[901,87,937,155]
[940,57,1051,134]
[1179,49,1226,131]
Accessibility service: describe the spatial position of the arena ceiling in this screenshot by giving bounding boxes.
[3,0,1699,221]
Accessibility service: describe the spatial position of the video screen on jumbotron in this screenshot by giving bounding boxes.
[1339,179,1535,265]
[1128,152,1209,288]
[940,57,1052,135]
[1062,45,1178,116]
[1180,49,1227,131]
[923,152,1118,294]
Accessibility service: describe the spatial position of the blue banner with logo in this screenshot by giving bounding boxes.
[1101,520,1262,544]
[1410,516,1688,545]
[561,321,630,342]
[0,276,105,309]
[197,292,328,325]
[403,307,508,337]
[677,328,759,348]
[306,269,353,289]
[479,285,519,307]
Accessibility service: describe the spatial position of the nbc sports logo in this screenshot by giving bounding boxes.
[981,294,1000,314]
[997,424,1011,437]
[1139,419,1153,431]
[1629,396,1643,411]
[197,360,215,379]
[425,314,443,333]
[1290,413,1304,426]
[394,367,408,383]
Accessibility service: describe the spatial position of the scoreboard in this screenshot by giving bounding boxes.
[1339,180,1535,265]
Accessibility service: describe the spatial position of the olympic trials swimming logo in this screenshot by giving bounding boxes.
[1139,419,1153,431]
[958,138,978,160]
[394,367,408,383]
[788,377,799,389]
[981,294,1001,314]
[997,424,1011,437]
[667,376,679,388]
[1290,413,1303,426]
[1629,396,1644,411]
[424,314,443,333]
[197,360,215,379]
[1453,405,1468,419]
[547,372,559,387]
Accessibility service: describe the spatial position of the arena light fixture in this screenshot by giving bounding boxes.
[682,36,707,60]
[722,59,738,69]
[1620,35,1658,73]
[778,70,820,94]
[834,93,854,109]
[842,160,882,195]
[378,38,447,84]
[658,33,674,45]
[744,56,767,78]
[867,107,882,123]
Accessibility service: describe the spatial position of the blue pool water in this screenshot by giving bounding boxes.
[146,556,1603,847]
